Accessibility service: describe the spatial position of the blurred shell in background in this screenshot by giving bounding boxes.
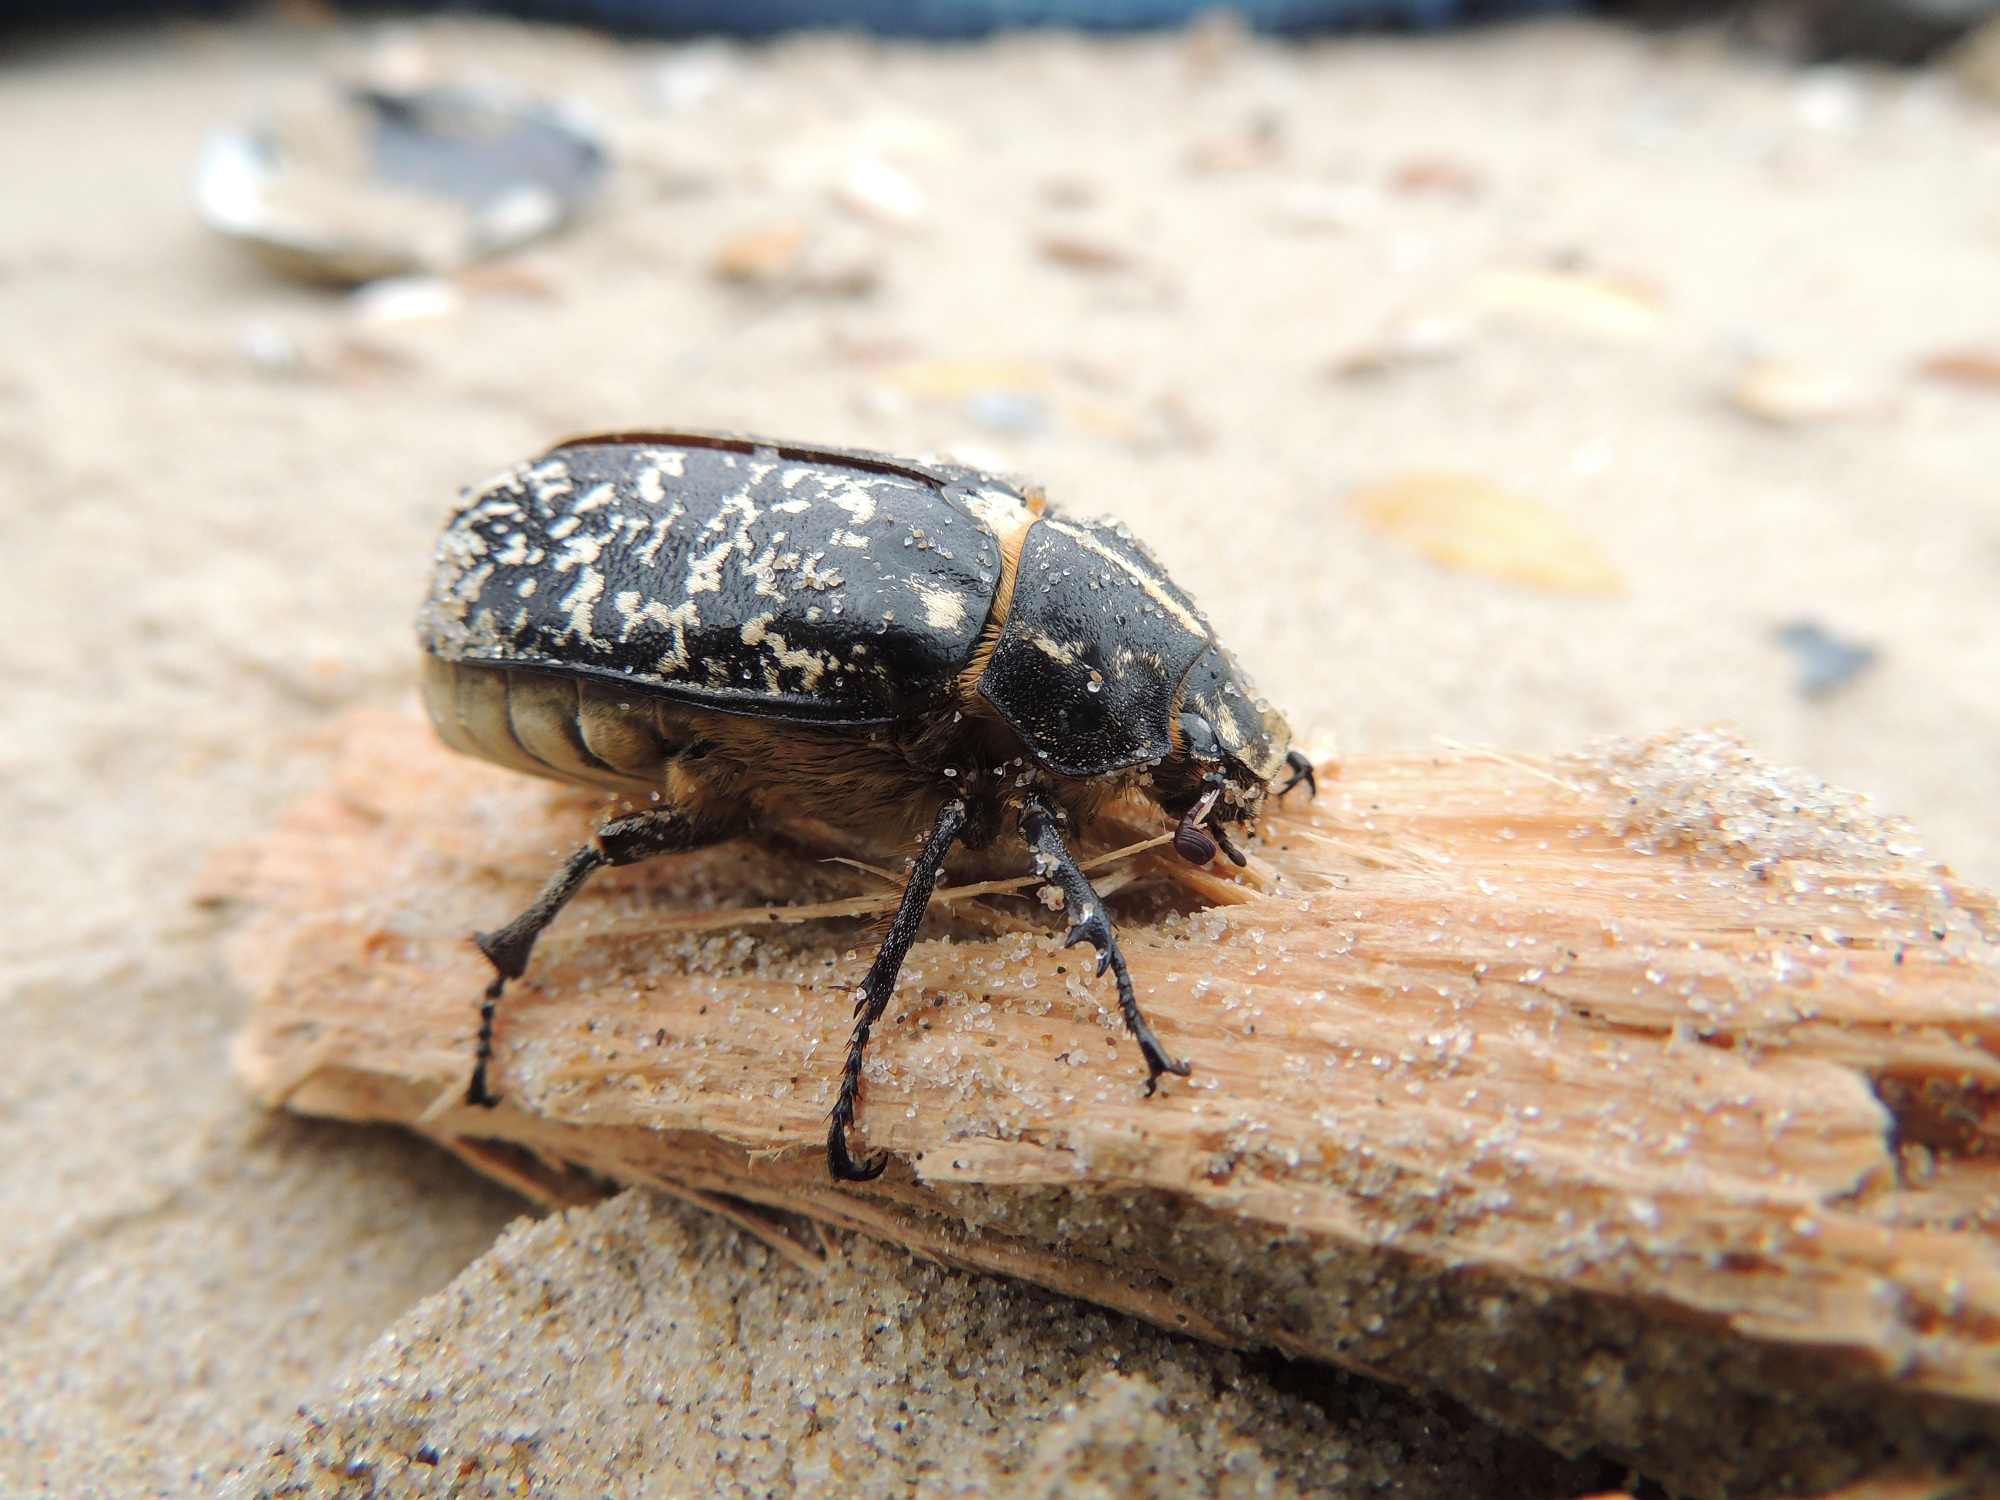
[195,84,607,285]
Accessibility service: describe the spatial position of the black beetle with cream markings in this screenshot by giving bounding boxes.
[419,431,1314,1181]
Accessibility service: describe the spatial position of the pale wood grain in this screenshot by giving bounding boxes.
[218,711,2000,1496]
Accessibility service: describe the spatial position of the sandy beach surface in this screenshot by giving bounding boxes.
[1,10,1997,1493]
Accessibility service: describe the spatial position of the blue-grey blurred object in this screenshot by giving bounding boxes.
[478,0,1545,34]
[965,390,1052,435]
[196,85,606,286]
[1775,620,1878,697]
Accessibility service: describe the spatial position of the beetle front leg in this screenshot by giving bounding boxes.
[1019,794,1191,1095]
[828,798,968,1182]
[468,807,728,1109]
[1277,749,1317,800]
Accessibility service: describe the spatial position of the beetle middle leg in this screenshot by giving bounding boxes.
[828,797,968,1182]
[1020,793,1191,1095]
[468,806,732,1108]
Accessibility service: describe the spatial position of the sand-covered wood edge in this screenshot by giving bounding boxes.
[213,710,2000,1497]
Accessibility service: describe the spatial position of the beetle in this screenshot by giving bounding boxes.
[418,431,1314,1181]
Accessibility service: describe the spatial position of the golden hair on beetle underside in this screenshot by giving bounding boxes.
[665,712,962,852]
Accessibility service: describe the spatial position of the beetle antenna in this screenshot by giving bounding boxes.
[1172,783,1224,865]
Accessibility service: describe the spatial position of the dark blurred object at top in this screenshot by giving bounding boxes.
[1765,0,2000,61]
[475,0,1559,34]
[0,0,1570,40]
[1603,0,2000,60]
[2,0,1992,61]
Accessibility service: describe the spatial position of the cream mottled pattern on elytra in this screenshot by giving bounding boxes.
[420,439,1006,715]
[1,11,1997,1494]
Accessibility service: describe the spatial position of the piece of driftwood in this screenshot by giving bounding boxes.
[218,711,2000,1497]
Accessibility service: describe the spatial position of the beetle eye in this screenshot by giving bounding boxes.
[1177,712,1222,762]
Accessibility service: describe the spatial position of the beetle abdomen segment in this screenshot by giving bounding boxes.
[423,653,551,784]
[419,435,1012,726]
[421,655,676,796]
[975,517,1214,778]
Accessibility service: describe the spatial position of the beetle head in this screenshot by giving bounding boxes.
[1165,648,1293,865]
[1173,647,1289,787]
[1174,708,1282,802]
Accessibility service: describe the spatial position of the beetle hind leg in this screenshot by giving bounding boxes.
[468,843,608,1105]
[467,806,732,1109]
[828,798,969,1182]
[1020,794,1191,1093]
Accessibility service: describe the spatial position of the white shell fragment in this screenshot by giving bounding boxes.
[195,85,607,284]
[349,274,466,326]
[833,156,928,229]
[1727,359,1881,424]
[647,44,735,113]
[1469,269,1666,341]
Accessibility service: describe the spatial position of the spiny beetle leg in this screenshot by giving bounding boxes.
[1277,749,1317,800]
[468,808,719,1110]
[829,798,969,1183]
[1019,794,1191,1094]
[474,845,606,983]
[469,843,606,1107]
[467,973,509,1108]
